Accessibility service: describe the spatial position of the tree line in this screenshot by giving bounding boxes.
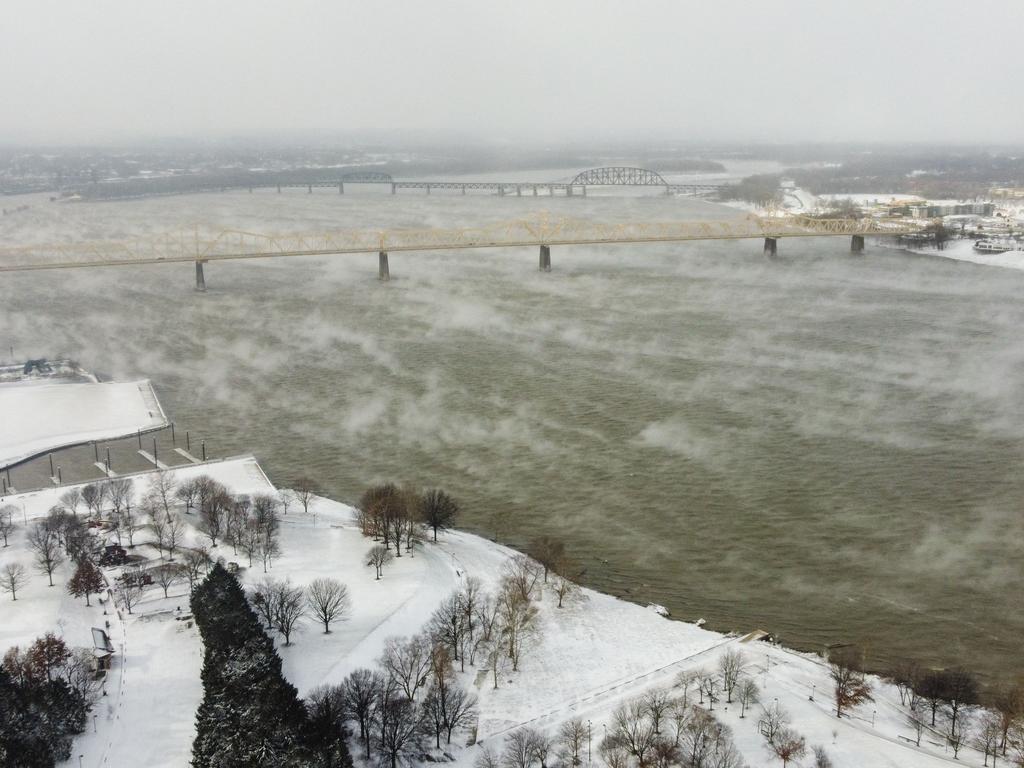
[1,633,97,767]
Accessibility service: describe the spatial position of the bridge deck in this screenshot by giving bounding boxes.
[0,214,923,272]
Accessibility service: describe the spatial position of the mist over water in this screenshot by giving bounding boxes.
[3,190,1023,679]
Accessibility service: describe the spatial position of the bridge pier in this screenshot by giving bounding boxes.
[391,183,397,195]
[516,185,521,197]
[276,185,281,193]
[548,185,553,197]
[378,251,390,281]
[851,234,865,253]
[339,182,344,194]
[195,261,207,292]
[567,186,574,197]
[308,184,312,194]
[763,237,778,257]
[426,185,431,195]
[581,185,587,197]
[462,184,466,195]
[498,186,505,197]
[539,245,551,272]
[533,185,537,196]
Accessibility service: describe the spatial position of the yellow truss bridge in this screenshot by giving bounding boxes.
[0,213,925,287]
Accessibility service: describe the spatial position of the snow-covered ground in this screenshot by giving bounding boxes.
[0,378,168,469]
[1,457,998,768]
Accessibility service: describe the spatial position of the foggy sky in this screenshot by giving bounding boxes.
[3,0,1022,147]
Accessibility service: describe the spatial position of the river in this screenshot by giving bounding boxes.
[2,186,1022,681]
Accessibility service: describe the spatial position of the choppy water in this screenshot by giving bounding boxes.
[2,189,1023,680]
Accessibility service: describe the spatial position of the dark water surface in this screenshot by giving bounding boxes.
[2,190,1022,679]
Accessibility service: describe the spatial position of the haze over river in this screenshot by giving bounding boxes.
[3,187,1022,680]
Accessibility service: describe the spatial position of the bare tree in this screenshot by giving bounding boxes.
[917,669,947,727]
[367,544,393,579]
[0,506,15,547]
[948,713,971,759]
[503,727,541,768]
[718,649,747,703]
[737,676,760,717]
[829,646,873,718]
[419,488,459,542]
[770,728,806,767]
[476,747,500,768]
[642,688,674,736]
[27,522,64,586]
[675,669,699,708]
[700,671,721,711]
[377,682,422,768]
[503,556,542,603]
[174,477,201,514]
[67,558,105,605]
[812,745,834,768]
[148,470,177,517]
[942,668,979,739]
[430,592,469,669]
[758,701,791,745]
[908,699,928,747]
[609,698,659,765]
[993,680,1024,756]
[380,634,432,701]
[294,476,320,516]
[307,577,350,633]
[117,578,143,614]
[974,711,1003,767]
[181,547,211,591]
[81,482,106,518]
[528,536,566,583]
[107,478,134,519]
[251,577,279,630]
[153,562,182,598]
[273,580,305,645]
[306,684,348,768]
[498,585,538,671]
[278,488,294,516]
[559,718,587,767]
[150,513,168,559]
[553,577,579,608]
[59,488,82,518]
[677,706,743,768]
[887,658,921,707]
[341,668,380,759]
[1,562,28,600]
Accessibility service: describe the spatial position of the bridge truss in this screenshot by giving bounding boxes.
[570,167,669,187]
[0,214,925,273]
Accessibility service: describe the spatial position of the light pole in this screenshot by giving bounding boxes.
[78,756,83,768]
[809,684,815,701]
[872,709,877,728]
[587,720,592,764]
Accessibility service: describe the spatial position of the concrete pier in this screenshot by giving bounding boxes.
[378,251,390,281]
[195,261,206,292]
[391,183,397,195]
[763,237,778,257]
[339,182,344,194]
[539,244,551,272]
[851,234,865,253]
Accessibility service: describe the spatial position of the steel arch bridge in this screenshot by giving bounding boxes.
[570,167,669,187]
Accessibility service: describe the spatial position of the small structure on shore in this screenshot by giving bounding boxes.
[91,627,115,673]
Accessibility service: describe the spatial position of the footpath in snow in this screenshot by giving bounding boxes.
[0,378,168,469]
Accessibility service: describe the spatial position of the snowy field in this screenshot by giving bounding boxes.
[0,378,167,469]
[0,457,999,768]
[901,238,1024,272]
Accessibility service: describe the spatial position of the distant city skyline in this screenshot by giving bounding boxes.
[2,0,1022,146]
